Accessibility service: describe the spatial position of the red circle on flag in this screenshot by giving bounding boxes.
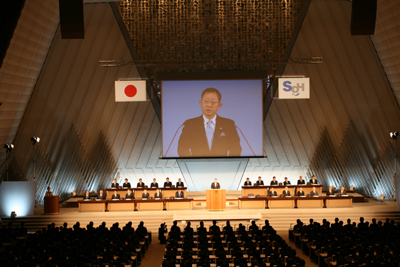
[125,85,137,97]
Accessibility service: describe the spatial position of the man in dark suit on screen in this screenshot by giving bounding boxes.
[177,88,241,157]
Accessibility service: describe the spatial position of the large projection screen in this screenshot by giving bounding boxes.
[162,79,263,158]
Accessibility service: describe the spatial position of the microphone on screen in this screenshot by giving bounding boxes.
[163,123,185,157]
[235,125,256,156]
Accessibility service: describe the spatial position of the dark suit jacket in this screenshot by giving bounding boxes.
[177,115,242,157]
[270,180,278,185]
[175,191,184,198]
[327,190,335,196]
[151,182,158,188]
[97,194,106,200]
[112,194,120,199]
[164,182,172,188]
[137,182,145,188]
[123,182,131,188]
[211,182,220,189]
[111,183,119,188]
[282,190,291,196]
[83,194,91,200]
[311,179,318,184]
[268,191,277,197]
[255,180,264,186]
[297,179,305,185]
[283,181,291,185]
[337,190,347,196]
[154,193,162,198]
[297,191,305,196]
[310,191,319,196]
[125,193,134,199]
[244,181,252,186]
[142,193,149,198]
[176,182,184,187]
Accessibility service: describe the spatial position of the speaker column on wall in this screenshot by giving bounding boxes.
[59,0,84,39]
[0,0,26,68]
[351,0,377,35]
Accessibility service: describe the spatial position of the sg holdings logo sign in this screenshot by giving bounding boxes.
[278,78,310,99]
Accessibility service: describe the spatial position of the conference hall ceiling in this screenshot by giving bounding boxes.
[117,0,306,94]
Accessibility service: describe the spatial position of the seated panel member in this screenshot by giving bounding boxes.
[327,186,335,196]
[154,189,162,199]
[97,190,106,200]
[111,179,119,188]
[137,178,145,188]
[142,189,150,199]
[282,187,291,196]
[83,190,91,200]
[111,190,120,200]
[310,175,318,185]
[337,187,347,196]
[268,189,278,197]
[297,176,305,185]
[244,177,252,186]
[270,176,278,186]
[125,189,134,200]
[175,190,184,198]
[122,178,131,188]
[283,177,291,186]
[211,178,220,189]
[151,178,159,188]
[255,176,264,186]
[176,178,184,188]
[164,177,172,188]
[310,187,319,196]
[297,187,305,196]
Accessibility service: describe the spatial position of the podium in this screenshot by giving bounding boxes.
[206,189,226,211]
[44,195,60,214]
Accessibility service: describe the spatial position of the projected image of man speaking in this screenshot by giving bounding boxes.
[177,88,242,157]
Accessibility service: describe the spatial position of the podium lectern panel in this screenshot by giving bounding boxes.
[44,195,60,214]
[206,189,226,211]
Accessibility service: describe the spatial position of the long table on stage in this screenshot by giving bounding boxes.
[325,196,353,207]
[78,198,193,212]
[78,200,107,212]
[242,184,322,197]
[105,187,187,199]
[238,195,353,209]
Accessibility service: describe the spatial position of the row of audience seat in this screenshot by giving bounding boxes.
[0,220,151,267]
[290,217,400,267]
[162,220,305,267]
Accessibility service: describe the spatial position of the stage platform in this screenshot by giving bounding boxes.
[2,198,399,234]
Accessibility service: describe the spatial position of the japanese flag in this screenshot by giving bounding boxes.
[115,80,147,102]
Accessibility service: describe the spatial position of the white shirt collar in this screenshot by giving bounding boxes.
[203,114,217,127]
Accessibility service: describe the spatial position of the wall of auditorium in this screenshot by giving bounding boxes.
[7,0,400,202]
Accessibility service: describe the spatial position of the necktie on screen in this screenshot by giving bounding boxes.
[206,120,213,150]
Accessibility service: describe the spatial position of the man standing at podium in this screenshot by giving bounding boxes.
[211,178,220,189]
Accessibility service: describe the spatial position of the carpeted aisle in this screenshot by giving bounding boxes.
[140,233,166,267]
